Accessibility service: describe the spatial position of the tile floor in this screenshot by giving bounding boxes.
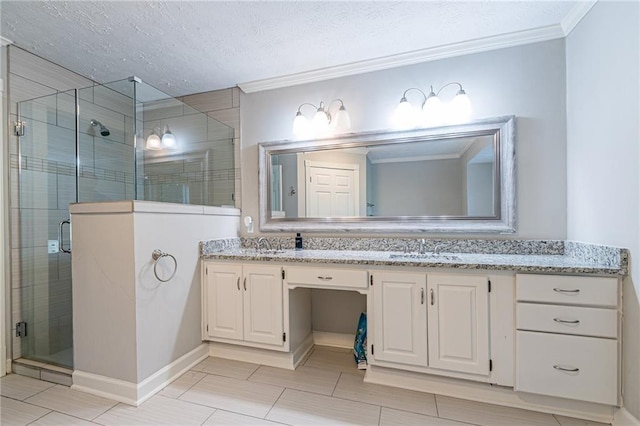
[1,346,609,426]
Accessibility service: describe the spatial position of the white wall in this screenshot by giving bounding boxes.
[566,1,640,419]
[241,39,567,239]
[370,158,464,216]
[71,202,240,385]
[133,209,239,381]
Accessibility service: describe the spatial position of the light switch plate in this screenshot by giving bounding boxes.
[48,240,59,254]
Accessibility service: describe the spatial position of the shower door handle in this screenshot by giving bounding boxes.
[58,219,71,254]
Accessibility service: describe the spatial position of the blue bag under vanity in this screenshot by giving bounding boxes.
[353,312,367,369]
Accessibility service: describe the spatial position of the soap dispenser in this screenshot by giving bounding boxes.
[295,233,303,250]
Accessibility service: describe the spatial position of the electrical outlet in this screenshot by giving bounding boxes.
[48,240,59,254]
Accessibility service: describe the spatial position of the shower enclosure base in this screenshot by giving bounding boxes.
[12,358,73,386]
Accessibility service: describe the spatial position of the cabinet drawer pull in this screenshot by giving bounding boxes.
[553,288,580,294]
[553,365,580,373]
[243,278,247,291]
[553,318,580,324]
[237,277,240,291]
[317,276,333,281]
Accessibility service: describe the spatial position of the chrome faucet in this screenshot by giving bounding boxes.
[433,243,444,255]
[419,239,427,254]
[255,237,272,251]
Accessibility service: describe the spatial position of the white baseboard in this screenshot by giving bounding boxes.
[72,343,208,406]
[614,408,640,426]
[312,331,354,349]
[208,334,314,370]
[365,365,615,424]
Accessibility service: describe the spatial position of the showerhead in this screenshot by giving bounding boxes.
[90,119,111,137]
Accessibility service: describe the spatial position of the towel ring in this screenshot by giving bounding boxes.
[152,249,177,282]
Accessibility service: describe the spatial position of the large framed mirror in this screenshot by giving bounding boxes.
[258,115,515,233]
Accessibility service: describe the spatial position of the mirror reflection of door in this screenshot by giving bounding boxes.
[270,164,284,216]
[303,160,360,217]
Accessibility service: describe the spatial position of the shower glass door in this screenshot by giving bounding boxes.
[17,90,78,368]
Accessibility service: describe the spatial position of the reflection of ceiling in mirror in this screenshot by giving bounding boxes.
[366,136,490,164]
[469,145,494,164]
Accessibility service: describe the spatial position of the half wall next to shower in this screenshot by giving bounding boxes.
[10,76,235,369]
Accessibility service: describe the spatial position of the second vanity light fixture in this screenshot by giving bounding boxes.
[394,82,472,129]
[292,99,351,138]
[146,125,177,150]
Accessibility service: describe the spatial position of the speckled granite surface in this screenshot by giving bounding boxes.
[200,237,628,276]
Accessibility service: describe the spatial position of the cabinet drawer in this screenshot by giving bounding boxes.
[286,266,368,289]
[516,331,618,405]
[517,303,618,338]
[516,274,618,307]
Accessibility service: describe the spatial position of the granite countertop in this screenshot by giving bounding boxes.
[202,248,626,276]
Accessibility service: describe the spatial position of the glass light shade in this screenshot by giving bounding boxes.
[162,129,176,148]
[448,91,472,123]
[146,133,162,150]
[312,108,330,132]
[292,112,311,137]
[393,98,415,129]
[332,106,351,132]
[422,94,444,126]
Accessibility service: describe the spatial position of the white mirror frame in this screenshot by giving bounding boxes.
[258,115,516,233]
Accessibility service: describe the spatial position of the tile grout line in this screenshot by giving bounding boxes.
[263,385,288,421]
[88,396,120,422]
[173,371,209,399]
[198,407,219,426]
[330,371,343,396]
[245,364,262,381]
[24,409,52,426]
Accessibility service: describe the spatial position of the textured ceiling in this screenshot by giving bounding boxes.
[0,1,579,96]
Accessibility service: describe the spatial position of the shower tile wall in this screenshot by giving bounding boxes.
[143,88,239,207]
[179,87,241,208]
[5,46,242,365]
[6,46,133,364]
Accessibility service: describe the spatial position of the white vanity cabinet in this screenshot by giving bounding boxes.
[515,274,620,405]
[370,271,492,379]
[372,271,428,366]
[427,273,490,375]
[203,262,285,348]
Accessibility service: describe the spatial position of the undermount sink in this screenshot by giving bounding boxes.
[389,253,462,261]
[252,249,285,255]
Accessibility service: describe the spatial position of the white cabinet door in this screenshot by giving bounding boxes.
[427,273,490,375]
[373,271,427,366]
[243,265,284,346]
[205,263,243,341]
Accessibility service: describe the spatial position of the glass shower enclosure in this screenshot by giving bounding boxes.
[13,77,235,368]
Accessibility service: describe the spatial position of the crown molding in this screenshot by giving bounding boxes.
[561,0,598,35]
[239,24,565,93]
[0,37,13,46]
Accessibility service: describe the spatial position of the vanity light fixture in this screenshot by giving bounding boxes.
[161,125,176,148]
[292,99,351,138]
[146,125,177,150]
[145,128,162,150]
[394,82,472,128]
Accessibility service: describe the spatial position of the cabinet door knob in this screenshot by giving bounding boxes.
[553,288,580,293]
[430,289,434,306]
[421,288,425,305]
[553,365,579,372]
[243,278,247,291]
[553,318,580,324]
[237,277,240,291]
